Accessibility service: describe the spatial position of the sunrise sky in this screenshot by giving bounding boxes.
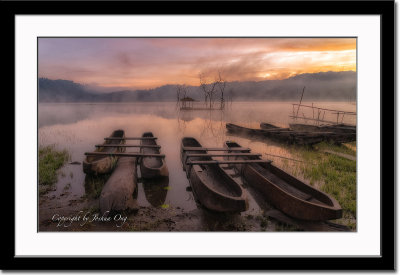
[38,38,356,91]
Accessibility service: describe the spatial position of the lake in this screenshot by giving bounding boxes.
[38,101,356,231]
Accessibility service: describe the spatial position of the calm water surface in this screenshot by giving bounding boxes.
[38,101,356,214]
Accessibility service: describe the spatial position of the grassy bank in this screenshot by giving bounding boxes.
[39,145,69,194]
[283,141,356,228]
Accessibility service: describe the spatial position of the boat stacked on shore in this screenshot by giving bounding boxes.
[83,130,168,215]
[82,129,345,223]
[226,122,356,145]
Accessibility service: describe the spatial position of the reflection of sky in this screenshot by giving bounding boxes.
[39,38,356,90]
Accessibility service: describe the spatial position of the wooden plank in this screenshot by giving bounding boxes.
[292,103,357,115]
[187,159,271,165]
[95,144,161,148]
[105,137,157,140]
[85,152,165,158]
[182,147,250,151]
[186,153,261,158]
[266,209,350,231]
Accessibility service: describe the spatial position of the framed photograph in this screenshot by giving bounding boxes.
[4,0,394,271]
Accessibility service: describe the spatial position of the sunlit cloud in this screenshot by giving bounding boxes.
[39,38,356,90]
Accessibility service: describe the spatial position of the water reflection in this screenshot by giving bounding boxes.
[39,101,356,214]
[142,177,169,207]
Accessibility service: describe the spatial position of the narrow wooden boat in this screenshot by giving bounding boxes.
[82,130,125,175]
[227,123,355,145]
[224,141,342,221]
[226,123,324,145]
[142,177,169,207]
[99,156,138,215]
[289,123,356,134]
[260,122,280,130]
[140,132,169,179]
[180,137,248,213]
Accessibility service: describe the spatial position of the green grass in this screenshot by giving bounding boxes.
[39,145,69,186]
[289,142,357,218]
[84,174,110,199]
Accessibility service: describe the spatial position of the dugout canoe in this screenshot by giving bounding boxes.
[289,123,356,134]
[82,130,125,175]
[99,156,138,215]
[142,177,169,207]
[180,137,248,213]
[139,132,169,179]
[226,123,325,145]
[226,123,355,145]
[260,122,280,130]
[223,141,342,221]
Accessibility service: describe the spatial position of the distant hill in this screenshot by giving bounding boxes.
[38,71,356,102]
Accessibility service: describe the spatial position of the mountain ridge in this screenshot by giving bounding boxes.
[39,71,356,102]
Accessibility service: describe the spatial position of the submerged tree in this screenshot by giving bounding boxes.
[199,71,227,109]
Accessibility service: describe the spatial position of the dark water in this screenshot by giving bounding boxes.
[38,101,356,215]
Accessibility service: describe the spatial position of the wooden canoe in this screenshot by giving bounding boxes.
[180,137,248,213]
[142,177,169,207]
[224,141,342,221]
[260,122,280,130]
[82,130,125,175]
[226,123,355,145]
[289,123,356,134]
[139,132,169,179]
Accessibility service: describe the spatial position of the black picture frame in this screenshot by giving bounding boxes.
[3,0,394,271]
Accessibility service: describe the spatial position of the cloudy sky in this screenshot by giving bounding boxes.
[39,38,356,90]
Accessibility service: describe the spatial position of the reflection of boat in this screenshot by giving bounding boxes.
[142,177,169,207]
[180,137,248,213]
[224,141,342,221]
[227,123,355,145]
[83,130,125,175]
[289,123,356,134]
[140,132,169,178]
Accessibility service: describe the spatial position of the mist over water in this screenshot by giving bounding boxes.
[38,101,356,212]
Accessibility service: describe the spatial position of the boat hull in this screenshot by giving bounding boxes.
[289,123,356,134]
[99,157,138,215]
[181,137,248,213]
[83,130,125,175]
[140,132,169,179]
[224,141,342,221]
[227,123,355,145]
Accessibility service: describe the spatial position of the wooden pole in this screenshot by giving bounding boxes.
[105,137,157,140]
[185,153,262,158]
[85,152,165,158]
[182,147,251,151]
[296,86,306,118]
[187,159,272,165]
[95,144,160,148]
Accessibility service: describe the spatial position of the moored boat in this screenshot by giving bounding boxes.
[140,132,169,179]
[180,137,248,213]
[82,130,125,175]
[289,123,356,134]
[260,122,280,130]
[224,141,342,221]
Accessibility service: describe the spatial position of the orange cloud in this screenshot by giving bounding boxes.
[39,38,356,89]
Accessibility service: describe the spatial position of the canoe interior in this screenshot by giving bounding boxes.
[225,141,335,207]
[85,130,125,163]
[141,132,163,169]
[181,137,243,197]
[260,122,279,129]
